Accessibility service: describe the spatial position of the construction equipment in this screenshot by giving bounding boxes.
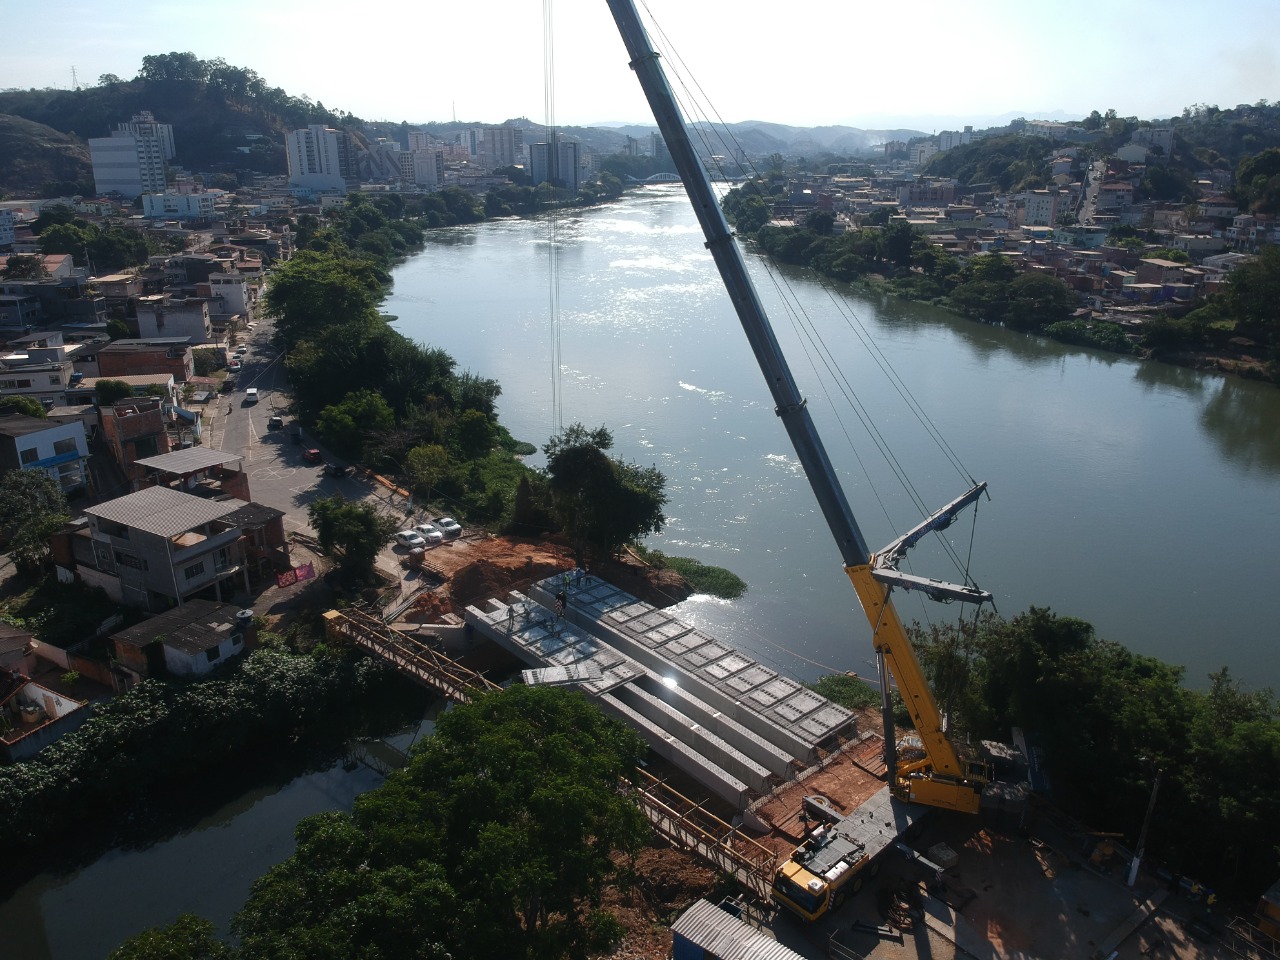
[607,0,996,919]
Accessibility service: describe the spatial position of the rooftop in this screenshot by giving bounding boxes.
[134,447,243,474]
[85,486,242,538]
[0,414,61,438]
[110,598,246,655]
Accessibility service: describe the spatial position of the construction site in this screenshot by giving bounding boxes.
[318,544,1280,960]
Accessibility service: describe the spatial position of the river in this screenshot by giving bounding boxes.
[388,184,1280,691]
[5,186,1279,958]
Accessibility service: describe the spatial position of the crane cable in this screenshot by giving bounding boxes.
[640,5,984,594]
[543,0,564,437]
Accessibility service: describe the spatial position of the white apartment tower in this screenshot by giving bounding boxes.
[286,125,351,192]
[117,110,176,160]
[90,127,168,199]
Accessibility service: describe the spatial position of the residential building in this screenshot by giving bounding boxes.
[0,332,78,407]
[201,273,253,321]
[0,210,14,249]
[116,110,176,161]
[0,413,91,494]
[96,339,195,383]
[69,485,285,611]
[98,399,171,487]
[0,672,89,761]
[409,150,444,190]
[109,599,256,679]
[480,126,520,170]
[911,140,937,166]
[938,126,973,152]
[141,191,225,219]
[134,447,251,503]
[135,294,212,342]
[530,140,580,192]
[90,119,169,199]
[1021,189,1064,227]
[285,124,352,193]
[407,129,433,152]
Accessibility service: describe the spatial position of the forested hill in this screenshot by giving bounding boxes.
[0,114,91,197]
[0,53,353,195]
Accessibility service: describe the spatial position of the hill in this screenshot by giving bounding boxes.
[0,114,92,197]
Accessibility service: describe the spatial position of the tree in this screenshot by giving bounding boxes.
[315,389,395,461]
[543,424,667,564]
[107,914,232,960]
[1004,273,1076,331]
[0,470,70,574]
[0,396,47,419]
[97,73,124,87]
[262,251,385,347]
[234,686,648,960]
[307,494,397,584]
[95,379,134,406]
[405,443,449,501]
[0,255,47,280]
[107,318,132,341]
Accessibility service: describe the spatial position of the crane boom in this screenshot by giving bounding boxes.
[605,0,989,813]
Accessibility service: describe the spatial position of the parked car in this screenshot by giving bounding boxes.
[267,415,284,430]
[324,462,353,477]
[394,530,426,548]
[303,447,322,463]
[221,378,236,393]
[434,516,463,538]
[413,522,445,545]
[234,345,248,356]
[227,359,242,372]
[244,388,258,404]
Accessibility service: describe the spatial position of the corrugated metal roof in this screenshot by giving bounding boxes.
[85,486,242,537]
[671,900,806,960]
[134,447,243,473]
[111,598,245,654]
[521,664,603,686]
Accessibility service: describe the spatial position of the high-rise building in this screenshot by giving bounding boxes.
[286,124,352,192]
[480,126,519,171]
[407,129,433,153]
[530,140,581,193]
[90,117,169,199]
[116,110,176,160]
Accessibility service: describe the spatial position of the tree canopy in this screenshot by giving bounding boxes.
[0,469,70,574]
[543,424,667,565]
[232,685,648,960]
[307,494,398,584]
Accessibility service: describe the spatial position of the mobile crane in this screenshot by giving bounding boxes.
[607,0,996,919]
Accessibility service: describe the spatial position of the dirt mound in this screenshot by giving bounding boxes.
[634,845,719,913]
[411,534,693,618]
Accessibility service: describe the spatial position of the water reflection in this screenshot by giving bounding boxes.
[1199,378,1280,473]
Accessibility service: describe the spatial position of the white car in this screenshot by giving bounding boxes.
[413,523,445,545]
[394,530,426,548]
[434,516,463,538]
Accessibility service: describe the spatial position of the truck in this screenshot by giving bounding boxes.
[607,0,998,920]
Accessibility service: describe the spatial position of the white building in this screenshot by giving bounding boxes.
[286,125,350,193]
[0,413,91,494]
[911,140,937,166]
[90,130,168,198]
[116,110,176,161]
[142,192,225,219]
[938,126,973,152]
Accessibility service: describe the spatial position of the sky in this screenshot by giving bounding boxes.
[2,0,1278,134]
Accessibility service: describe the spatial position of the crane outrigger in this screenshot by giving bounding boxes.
[605,0,994,835]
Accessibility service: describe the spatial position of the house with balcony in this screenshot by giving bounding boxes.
[0,413,91,494]
[61,485,286,611]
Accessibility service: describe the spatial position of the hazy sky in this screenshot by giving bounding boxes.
[3,0,1278,132]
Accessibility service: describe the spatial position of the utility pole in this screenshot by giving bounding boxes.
[1127,767,1163,887]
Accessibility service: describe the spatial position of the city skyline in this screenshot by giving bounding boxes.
[2,0,1278,133]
